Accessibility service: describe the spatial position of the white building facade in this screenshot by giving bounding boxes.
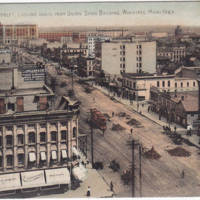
[101,41,156,75]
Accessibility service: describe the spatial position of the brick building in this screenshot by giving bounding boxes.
[0,63,86,195]
[0,23,38,45]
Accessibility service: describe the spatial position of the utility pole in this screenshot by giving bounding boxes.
[131,139,135,197]
[90,110,94,168]
[139,145,142,197]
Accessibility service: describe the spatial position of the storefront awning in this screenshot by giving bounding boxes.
[29,152,36,162]
[72,164,87,181]
[21,170,46,188]
[61,150,67,159]
[45,168,70,185]
[51,151,57,160]
[0,173,21,192]
[40,152,46,161]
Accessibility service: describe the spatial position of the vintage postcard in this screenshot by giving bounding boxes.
[0,0,200,198]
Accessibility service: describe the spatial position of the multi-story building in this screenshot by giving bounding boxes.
[0,48,11,64]
[39,31,73,42]
[0,23,38,45]
[0,62,85,195]
[96,28,129,38]
[122,72,198,101]
[87,36,96,58]
[157,46,186,63]
[101,41,156,75]
[150,87,198,128]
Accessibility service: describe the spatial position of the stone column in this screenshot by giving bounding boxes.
[57,121,61,163]
[2,126,6,171]
[46,122,50,167]
[36,123,40,167]
[13,125,17,170]
[24,124,28,169]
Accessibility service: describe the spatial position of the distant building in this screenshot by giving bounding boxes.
[122,72,198,101]
[151,32,168,38]
[0,23,38,45]
[96,28,129,38]
[39,31,73,42]
[150,87,198,128]
[157,46,186,63]
[101,40,156,75]
[0,48,11,64]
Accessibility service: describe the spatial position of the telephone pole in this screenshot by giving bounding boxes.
[90,110,94,168]
[139,145,142,197]
[131,139,135,197]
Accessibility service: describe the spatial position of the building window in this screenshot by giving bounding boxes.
[7,155,13,167]
[193,81,196,87]
[73,127,77,138]
[133,82,136,89]
[139,63,142,68]
[6,135,13,146]
[28,132,36,143]
[40,132,46,142]
[175,82,177,88]
[18,154,24,165]
[168,80,170,87]
[0,99,6,114]
[51,131,57,142]
[16,97,24,112]
[162,81,165,87]
[157,81,160,87]
[17,134,24,145]
[0,156,2,167]
[123,64,125,68]
[181,82,183,88]
[61,130,67,141]
[187,82,189,87]
[0,136,2,147]
[8,103,15,111]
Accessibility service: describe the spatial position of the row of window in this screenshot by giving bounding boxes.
[0,129,75,147]
[157,80,196,88]
[124,79,197,90]
[0,150,68,168]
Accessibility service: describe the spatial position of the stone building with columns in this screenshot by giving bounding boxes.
[0,62,84,195]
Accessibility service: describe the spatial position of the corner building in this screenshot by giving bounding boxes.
[0,63,83,195]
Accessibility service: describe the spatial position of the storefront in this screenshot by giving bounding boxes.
[0,167,71,196]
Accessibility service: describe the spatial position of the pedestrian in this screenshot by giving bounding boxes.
[110,181,114,192]
[174,126,177,133]
[112,112,115,117]
[86,186,91,197]
[130,128,133,134]
[181,170,185,179]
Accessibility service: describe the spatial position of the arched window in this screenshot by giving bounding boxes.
[28,132,36,143]
[17,134,24,145]
[40,132,46,142]
[6,135,13,146]
[51,131,57,142]
[61,130,67,141]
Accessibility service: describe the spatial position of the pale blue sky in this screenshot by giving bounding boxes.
[0,2,199,27]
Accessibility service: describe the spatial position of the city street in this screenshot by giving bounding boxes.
[72,76,200,197]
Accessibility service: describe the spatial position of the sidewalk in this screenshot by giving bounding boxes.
[94,85,200,149]
[39,163,113,198]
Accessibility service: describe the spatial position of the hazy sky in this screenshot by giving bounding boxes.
[0,2,199,27]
